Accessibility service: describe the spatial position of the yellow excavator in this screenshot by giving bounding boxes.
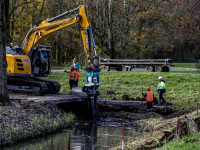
[6,5,100,95]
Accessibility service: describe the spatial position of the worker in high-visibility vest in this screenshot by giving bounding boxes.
[157,76,168,106]
[74,66,80,86]
[142,87,154,112]
[64,66,77,90]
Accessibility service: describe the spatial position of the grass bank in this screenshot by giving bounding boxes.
[48,70,200,109]
[157,132,200,150]
[0,101,75,146]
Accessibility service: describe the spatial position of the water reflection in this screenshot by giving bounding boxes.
[2,118,140,150]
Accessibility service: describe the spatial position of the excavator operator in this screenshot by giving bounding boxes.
[64,66,78,90]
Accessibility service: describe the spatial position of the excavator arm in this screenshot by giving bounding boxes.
[22,5,100,73]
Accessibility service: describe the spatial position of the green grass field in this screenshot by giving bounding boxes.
[47,70,200,110]
[170,63,196,69]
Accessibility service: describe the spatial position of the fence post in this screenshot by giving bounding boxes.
[122,123,124,150]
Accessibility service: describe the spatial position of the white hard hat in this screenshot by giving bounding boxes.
[158,76,162,80]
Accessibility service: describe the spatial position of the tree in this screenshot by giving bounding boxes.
[44,0,83,66]
[0,0,10,104]
[87,0,140,59]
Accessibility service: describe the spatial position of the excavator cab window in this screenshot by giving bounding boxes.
[39,51,49,73]
[6,46,24,55]
[31,45,51,77]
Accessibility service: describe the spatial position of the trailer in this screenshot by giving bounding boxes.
[99,58,175,72]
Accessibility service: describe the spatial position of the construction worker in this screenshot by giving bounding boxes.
[74,66,80,86]
[64,66,77,90]
[142,87,154,112]
[157,76,168,106]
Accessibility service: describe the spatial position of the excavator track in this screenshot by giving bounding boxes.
[31,77,60,94]
[7,77,60,95]
[8,77,48,95]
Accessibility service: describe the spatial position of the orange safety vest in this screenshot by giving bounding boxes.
[75,71,80,80]
[146,91,153,102]
[66,70,76,80]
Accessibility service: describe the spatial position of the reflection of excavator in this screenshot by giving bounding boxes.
[6,5,100,95]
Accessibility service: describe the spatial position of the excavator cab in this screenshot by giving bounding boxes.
[31,45,51,77]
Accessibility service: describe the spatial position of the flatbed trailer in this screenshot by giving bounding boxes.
[99,58,175,72]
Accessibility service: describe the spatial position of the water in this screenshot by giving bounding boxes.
[2,117,140,150]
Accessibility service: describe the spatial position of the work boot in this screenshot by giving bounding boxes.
[164,102,168,106]
[157,100,161,106]
[157,102,161,106]
[162,98,168,105]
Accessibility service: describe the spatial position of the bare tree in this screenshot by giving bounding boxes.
[87,0,142,59]
[0,0,10,104]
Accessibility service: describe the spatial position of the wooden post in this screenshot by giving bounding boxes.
[122,123,124,150]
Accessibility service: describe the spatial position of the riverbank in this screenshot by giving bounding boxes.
[105,107,200,149]
[1,100,199,149]
[0,101,75,147]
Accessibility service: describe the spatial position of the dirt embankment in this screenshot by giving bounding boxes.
[0,101,74,147]
[105,106,198,150]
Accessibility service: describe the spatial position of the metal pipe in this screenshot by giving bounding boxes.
[101,59,173,63]
[48,7,79,23]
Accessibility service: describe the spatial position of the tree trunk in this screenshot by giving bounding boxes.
[5,0,11,45]
[0,0,10,104]
[11,0,15,42]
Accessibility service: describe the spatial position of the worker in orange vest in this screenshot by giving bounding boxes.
[64,66,77,90]
[142,87,154,112]
[74,66,80,87]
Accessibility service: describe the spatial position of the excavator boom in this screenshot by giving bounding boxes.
[22,5,98,67]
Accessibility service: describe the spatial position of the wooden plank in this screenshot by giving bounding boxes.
[9,94,81,104]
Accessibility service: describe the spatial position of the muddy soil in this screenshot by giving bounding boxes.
[105,106,198,150]
[99,95,173,120]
